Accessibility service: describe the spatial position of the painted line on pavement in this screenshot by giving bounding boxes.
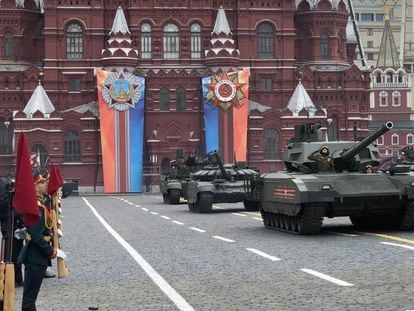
[246,248,280,261]
[189,227,206,233]
[243,211,261,217]
[301,269,354,287]
[363,232,414,244]
[142,208,149,212]
[325,230,359,237]
[253,217,262,221]
[82,198,195,311]
[232,213,247,217]
[151,212,159,215]
[135,204,141,208]
[213,236,235,243]
[161,215,170,220]
[172,220,184,225]
[381,241,414,251]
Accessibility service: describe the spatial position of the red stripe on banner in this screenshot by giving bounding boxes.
[233,68,249,162]
[97,70,116,193]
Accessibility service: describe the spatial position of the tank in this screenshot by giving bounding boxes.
[160,155,200,204]
[186,151,260,213]
[250,121,414,234]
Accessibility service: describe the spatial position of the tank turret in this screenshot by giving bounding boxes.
[285,121,393,173]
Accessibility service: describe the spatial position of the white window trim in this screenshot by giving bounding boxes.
[391,133,399,145]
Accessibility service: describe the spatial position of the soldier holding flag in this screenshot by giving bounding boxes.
[12,134,66,311]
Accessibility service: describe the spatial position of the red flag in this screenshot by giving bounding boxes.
[56,167,64,185]
[47,164,63,195]
[12,133,40,226]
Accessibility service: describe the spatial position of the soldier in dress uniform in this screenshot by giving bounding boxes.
[308,145,335,172]
[18,170,66,311]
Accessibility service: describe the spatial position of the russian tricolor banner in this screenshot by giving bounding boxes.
[97,70,145,193]
[202,68,250,163]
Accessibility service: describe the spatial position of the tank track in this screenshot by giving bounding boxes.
[163,189,181,204]
[260,203,325,235]
[399,201,414,230]
[188,192,213,213]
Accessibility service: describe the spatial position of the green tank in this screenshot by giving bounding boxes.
[186,151,260,213]
[250,121,414,234]
[160,155,200,204]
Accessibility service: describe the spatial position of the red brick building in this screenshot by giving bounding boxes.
[0,0,370,192]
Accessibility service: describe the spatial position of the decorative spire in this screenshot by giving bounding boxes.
[23,84,55,119]
[287,80,316,117]
[376,16,400,68]
[205,6,240,68]
[346,16,357,44]
[110,7,130,35]
[101,7,138,67]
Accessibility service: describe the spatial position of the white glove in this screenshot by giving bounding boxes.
[56,249,67,260]
[58,228,63,238]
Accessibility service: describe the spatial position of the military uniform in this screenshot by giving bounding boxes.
[18,190,56,311]
[308,150,335,172]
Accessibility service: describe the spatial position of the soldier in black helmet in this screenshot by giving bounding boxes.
[308,145,335,172]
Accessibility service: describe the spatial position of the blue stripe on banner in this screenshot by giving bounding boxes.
[202,76,219,153]
[129,77,145,192]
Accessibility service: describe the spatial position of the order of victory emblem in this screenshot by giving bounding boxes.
[102,72,142,111]
[206,71,246,111]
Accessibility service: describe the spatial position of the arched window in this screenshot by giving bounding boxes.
[66,23,83,59]
[391,134,399,145]
[160,87,170,111]
[398,73,404,83]
[407,134,414,145]
[258,23,274,59]
[375,72,382,83]
[386,72,393,83]
[3,78,9,89]
[176,87,186,112]
[191,23,201,59]
[141,23,152,59]
[31,144,48,167]
[377,136,384,145]
[0,119,12,154]
[380,91,388,106]
[320,33,329,60]
[64,130,81,162]
[392,91,401,106]
[4,32,13,60]
[264,129,280,160]
[163,23,179,59]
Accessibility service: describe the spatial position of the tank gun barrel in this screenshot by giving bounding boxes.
[212,150,228,179]
[340,121,393,162]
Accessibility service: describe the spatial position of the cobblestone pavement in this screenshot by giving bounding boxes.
[13,194,414,311]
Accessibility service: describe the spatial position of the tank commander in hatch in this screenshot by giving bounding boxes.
[308,145,335,172]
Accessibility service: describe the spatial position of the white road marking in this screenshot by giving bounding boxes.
[172,221,184,225]
[243,211,261,217]
[213,236,235,243]
[142,208,149,212]
[128,202,134,205]
[325,230,359,237]
[135,204,141,208]
[301,269,354,287]
[82,198,195,311]
[213,205,224,209]
[253,217,262,221]
[161,215,170,220]
[381,241,414,251]
[189,227,205,233]
[151,212,159,215]
[246,248,280,261]
[232,213,247,217]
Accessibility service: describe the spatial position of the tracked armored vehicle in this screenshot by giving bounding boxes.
[160,156,200,204]
[251,121,414,234]
[186,151,260,213]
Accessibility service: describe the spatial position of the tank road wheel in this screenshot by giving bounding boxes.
[290,216,299,232]
[399,201,414,230]
[297,204,325,235]
[169,189,181,205]
[163,193,171,204]
[192,192,213,213]
[243,199,260,211]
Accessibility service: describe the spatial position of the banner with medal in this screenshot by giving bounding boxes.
[97,70,145,193]
[202,68,250,163]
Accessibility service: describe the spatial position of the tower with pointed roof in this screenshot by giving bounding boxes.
[370,9,413,159]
